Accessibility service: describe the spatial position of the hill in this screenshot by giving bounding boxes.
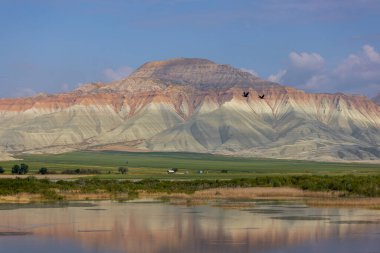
[0,58,379,162]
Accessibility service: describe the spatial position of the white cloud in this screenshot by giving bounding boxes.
[13,88,36,98]
[303,74,329,90]
[268,69,287,83]
[267,45,380,96]
[335,44,380,81]
[288,52,324,71]
[267,52,325,86]
[330,45,380,95]
[363,44,380,63]
[103,66,134,82]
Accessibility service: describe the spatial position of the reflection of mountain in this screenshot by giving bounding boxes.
[0,58,379,161]
[0,202,379,253]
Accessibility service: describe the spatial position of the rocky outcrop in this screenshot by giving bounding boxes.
[0,58,379,162]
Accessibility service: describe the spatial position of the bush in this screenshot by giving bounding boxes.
[118,167,128,174]
[0,175,379,200]
[39,167,48,175]
[20,164,29,174]
[11,164,29,174]
[11,165,20,174]
[0,167,4,174]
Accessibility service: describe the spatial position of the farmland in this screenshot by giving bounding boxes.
[0,151,379,179]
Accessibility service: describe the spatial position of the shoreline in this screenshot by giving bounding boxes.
[1,175,379,209]
[1,187,380,209]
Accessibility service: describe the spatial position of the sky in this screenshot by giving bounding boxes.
[0,0,380,98]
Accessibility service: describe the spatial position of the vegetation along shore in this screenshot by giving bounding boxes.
[1,152,379,208]
[1,176,380,209]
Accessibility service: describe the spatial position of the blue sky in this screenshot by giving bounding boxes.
[0,0,380,98]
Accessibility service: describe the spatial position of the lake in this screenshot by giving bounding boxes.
[0,200,379,253]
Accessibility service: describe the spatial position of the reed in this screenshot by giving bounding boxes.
[306,198,380,208]
[0,193,44,203]
[191,187,337,199]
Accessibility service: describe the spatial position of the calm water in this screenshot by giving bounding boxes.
[0,200,380,253]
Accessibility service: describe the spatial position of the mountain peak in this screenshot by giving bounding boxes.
[137,58,216,69]
[130,57,273,90]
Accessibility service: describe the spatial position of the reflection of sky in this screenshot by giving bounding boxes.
[0,201,379,253]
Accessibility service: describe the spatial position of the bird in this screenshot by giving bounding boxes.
[258,94,265,99]
[242,91,249,98]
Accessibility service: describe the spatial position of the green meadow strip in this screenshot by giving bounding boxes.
[0,175,379,201]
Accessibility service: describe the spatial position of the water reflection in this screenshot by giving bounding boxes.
[0,201,379,253]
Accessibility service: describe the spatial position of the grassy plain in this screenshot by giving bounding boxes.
[0,151,379,206]
[0,151,379,179]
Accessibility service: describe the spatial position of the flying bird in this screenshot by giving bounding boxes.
[258,94,265,99]
[242,91,249,98]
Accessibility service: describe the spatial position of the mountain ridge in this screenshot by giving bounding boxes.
[0,58,379,162]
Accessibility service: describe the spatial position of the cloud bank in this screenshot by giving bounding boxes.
[267,45,380,96]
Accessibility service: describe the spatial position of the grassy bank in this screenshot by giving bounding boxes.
[0,151,379,179]
[0,175,379,204]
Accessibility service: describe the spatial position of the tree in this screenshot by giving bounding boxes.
[20,164,29,174]
[11,165,20,174]
[39,167,48,175]
[0,167,4,174]
[11,164,29,174]
[118,167,128,174]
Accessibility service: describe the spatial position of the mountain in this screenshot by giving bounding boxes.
[0,58,379,162]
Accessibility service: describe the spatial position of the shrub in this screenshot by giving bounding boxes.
[11,164,29,174]
[118,167,128,174]
[0,167,4,174]
[20,164,29,174]
[39,167,48,175]
[11,165,20,174]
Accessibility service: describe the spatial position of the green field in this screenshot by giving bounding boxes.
[0,151,379,179]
